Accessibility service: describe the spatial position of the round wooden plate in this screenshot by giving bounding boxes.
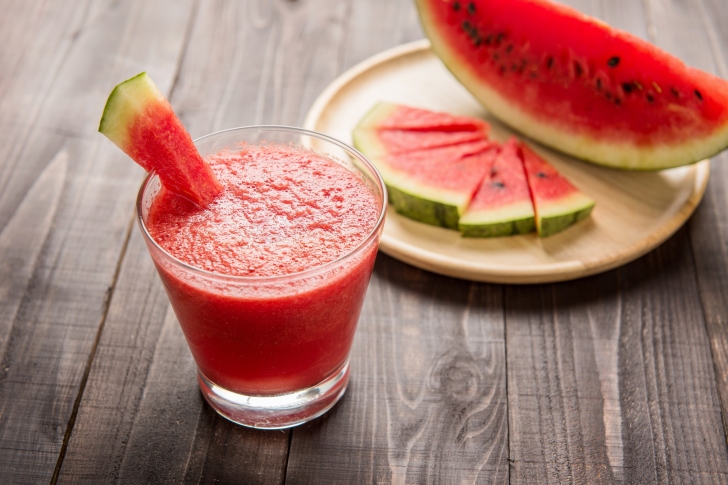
[304,40,710,284]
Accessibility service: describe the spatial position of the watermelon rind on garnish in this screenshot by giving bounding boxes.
[99,72,222,207]
[415,0,728,170]
[520,143,595,237]
[459,138,535,237]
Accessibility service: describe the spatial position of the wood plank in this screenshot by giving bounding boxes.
[0,0,197,483]
[57,0,362,481]
[683,0,728,452]
[507,229,728,484]
[285,256,509,484]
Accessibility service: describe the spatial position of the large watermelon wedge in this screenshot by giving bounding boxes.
[459,138,535,237]
[99,72,222,206]
[415,0,728,170]
[364,141,494,229]
[520,143,595,236]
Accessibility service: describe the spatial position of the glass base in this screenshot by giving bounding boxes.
[197,360,350,429]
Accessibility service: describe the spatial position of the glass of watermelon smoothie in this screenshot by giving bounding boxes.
[136,126,386,429]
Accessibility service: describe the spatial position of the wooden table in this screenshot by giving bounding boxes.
[2,0,728,483]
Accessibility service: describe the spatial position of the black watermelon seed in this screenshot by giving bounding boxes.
[473,36,481,47]
[506,44,513,54]
[485,35,493,46]
[546,56,554,69]
[608,56,620,68]
[492,181,505,188]
[596,78,602,90]
[536,172,548,179]
[453,1,461,12]
[647,94,655,103]
[574,62,583,77]
[671,88,680,98]
[615,98,621,105]
[496,33,505,46]
[468,2,476,15]
[622,83,633,94]
[695,89,703,100]
[462,20,471,32]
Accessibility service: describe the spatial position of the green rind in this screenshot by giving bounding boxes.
[414,0,728,170]
[539,203,594,237]
[98,72,164,155]
[460,216,535,237]
[387,184,460,229]
[459,200,536,237]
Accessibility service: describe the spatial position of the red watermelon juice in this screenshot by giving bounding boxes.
[136,127,386,428]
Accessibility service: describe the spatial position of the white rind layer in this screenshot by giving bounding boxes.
[459,199,534,225]
[537,191,595,220]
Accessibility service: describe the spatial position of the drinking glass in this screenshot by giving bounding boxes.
[136,126,386,429]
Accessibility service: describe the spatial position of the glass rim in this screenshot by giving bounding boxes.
[135,125,387,284]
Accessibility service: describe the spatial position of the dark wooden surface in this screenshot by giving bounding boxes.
[1,0,728,483]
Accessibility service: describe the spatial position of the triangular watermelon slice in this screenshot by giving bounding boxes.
[99,72,222,207]
[459,138,535,237]
[520,143,595,237]
[369,141,494,229]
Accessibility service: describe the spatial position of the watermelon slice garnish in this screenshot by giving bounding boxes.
[416,0,728,170]
[520,143,595,237]
[459,138,535,237]
[99,72,222,207]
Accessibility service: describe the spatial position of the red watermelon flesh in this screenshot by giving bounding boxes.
[356,101,490,132]
[416,0,728,169]
[380,140,493,190]
[353,102,491,156]
[459,138,535,237]
[520,143,595,236]
[354,125,489,156]
[99,72,222,207]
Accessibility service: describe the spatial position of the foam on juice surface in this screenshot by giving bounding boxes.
[147,144,380,277]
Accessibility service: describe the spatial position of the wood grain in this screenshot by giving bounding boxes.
[286,255,509,484]
[683,0,728,453]
[507,230,728,484]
